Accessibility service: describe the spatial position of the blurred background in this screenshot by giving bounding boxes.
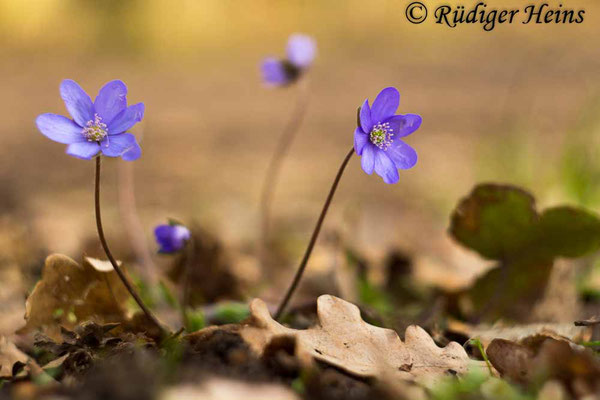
[1,0,600,330]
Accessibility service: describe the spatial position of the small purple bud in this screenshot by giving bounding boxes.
[261,58,296,86]
[260,33,316,87]
[154,223,191,253]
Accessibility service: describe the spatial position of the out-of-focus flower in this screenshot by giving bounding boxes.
[261,33,316,86]
[36,79,144,161]
[354,87,421,184]
[154,223,191,253]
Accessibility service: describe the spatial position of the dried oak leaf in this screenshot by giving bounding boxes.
[0,336,29,379]
[240,295,482,386]
[19,254,129,340]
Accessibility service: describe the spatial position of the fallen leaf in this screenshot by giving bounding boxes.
[0,336,29,379]
[487,336,600,397]
[19,254,129,340]
[241,295,482,386]
[574,316,600,327]
[448,319,591,350]
[85,257,120,272]
[485,339,535,384]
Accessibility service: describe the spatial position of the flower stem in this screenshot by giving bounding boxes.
[259,79,310,268]
[274,147,354,321]
[94,156,167,338]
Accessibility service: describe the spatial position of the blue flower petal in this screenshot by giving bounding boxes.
[359,99,372,133]
[122,139,141,161]
[36,113,85,144]
[360,144,376,175]
[386,139,417,170]
[354,127,369,156]
[261,58,291,86]
[66,141,101,160]
[286,34,316,69]
[370,87,400,123]
[60,80,94,127]
[94,80,128,125]
[107,103,144,134]
[374,150,399,184]
[100,133,140,159]
[384,114,422,138]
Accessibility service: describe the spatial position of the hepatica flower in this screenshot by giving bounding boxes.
[36,79,144,161]
[354,87,421,184]
[261,34,316,86]
[154,223,191,253]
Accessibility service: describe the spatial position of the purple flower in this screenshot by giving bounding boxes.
[354,87,421,184]
[261,34,316,86]
[154,223,191,253]
[286,34,317,69]
[36,79,144,161]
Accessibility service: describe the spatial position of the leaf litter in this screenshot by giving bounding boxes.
[3,183,600,399]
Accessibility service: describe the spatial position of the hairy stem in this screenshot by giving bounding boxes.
[95,156,167,337]
[274,147,354,320]
[259,79,310,268]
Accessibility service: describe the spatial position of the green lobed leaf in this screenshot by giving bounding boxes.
[536,206,600,258]
[449,184,537,260]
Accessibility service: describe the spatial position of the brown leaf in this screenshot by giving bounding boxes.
[448,319,592,350]
[534,340,600,397]
[0,336,29,379]
[486,339,535,384]
[19,254,129,340]
[241,295,483,386]
[574,316,600,327]
[85,256,119,272]
[487,337,600,397]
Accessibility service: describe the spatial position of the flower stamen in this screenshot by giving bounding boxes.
[82,114,108,142]
[369,122,394,150]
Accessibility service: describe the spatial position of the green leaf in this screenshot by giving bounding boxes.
[449,184,537,260]
[185,309,205,332]
[536,206,600,258]
[214,302,250,324]
[450,184,600,322]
